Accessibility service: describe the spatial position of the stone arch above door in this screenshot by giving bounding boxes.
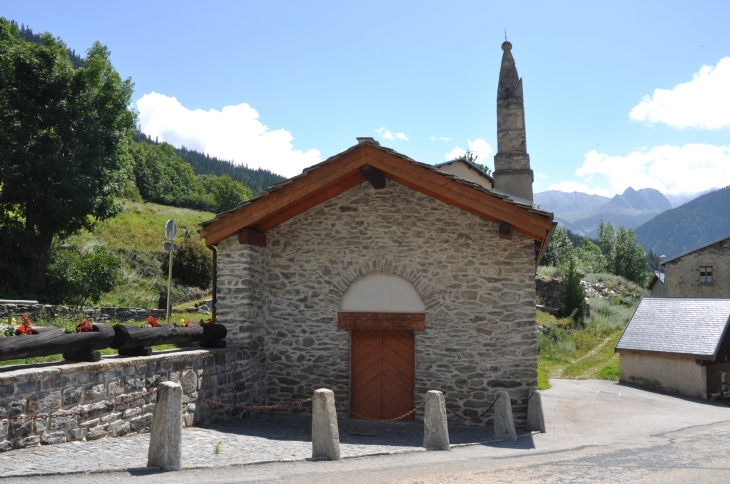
[340,272,425,313]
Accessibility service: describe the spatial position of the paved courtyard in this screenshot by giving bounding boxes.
[0,409,506,477]
[0,379,728,482]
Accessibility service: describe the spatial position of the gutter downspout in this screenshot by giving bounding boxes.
[207,245,217,324]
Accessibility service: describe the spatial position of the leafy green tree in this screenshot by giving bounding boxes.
[613,227,648,284]
[0,19,135,291]
[204,175,254,213]
[541,228,575,268]
[596,221,616,266]
[47,247,121,308]
[558,258,586,322]
[130,141,207,207]
[575,239,608,273]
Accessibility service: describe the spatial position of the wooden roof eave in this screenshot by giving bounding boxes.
[201,145,554,246]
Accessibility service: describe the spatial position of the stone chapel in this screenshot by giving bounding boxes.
[200,41,555,426]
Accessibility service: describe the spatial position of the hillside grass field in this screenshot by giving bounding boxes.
[66,201,214,308]
[69,201,214,252]
[536,273,645,389]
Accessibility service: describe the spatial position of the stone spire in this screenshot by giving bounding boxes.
[493,41,534,202]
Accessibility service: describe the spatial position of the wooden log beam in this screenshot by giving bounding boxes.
[111,324,227,353]
[0,324,115,362]
[361,165,386,189]
[499,222,514,240]
[238,228,267,247]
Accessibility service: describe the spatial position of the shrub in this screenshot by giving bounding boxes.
[558,259,586,322]
[161,235,212,290]
[47,247,121,308]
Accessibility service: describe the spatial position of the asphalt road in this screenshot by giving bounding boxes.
[5,379,730,483]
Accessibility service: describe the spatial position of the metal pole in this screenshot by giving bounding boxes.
[167,247,173,325]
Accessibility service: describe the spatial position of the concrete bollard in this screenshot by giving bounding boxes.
[311,388,340,460]
[493,390,517,442]
[147,382,183,471]
[423,390,450,450]
[527,390,546,433]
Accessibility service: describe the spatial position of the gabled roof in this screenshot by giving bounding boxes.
[435,158,495,183]
[662,234,730,265]
[200,138,554,253]
[647,271,665,290]
[616,297,730,360]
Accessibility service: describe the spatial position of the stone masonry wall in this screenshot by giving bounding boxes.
[216,179,538,426]
[665,238,730,298]
[0,347,257,451]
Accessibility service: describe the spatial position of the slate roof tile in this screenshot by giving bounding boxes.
[616,298,730,359]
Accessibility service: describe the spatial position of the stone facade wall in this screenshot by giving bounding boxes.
[0,347,256,451]
[665,238,730,298]
[216,179,538,426]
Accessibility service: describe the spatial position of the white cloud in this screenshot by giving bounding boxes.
[135,92,321,178]
[444,139,494,162]
[537,173,549,179]
[375,127,408,141]
[629,57,730,129]
[430,136,452,141]
[547,181,611,197]
[574,143,730,195]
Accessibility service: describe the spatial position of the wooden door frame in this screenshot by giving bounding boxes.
[340,312,424,420]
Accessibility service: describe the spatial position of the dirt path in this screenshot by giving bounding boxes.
[553,334,615,379]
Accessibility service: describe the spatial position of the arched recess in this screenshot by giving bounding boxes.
[340,272,425,313]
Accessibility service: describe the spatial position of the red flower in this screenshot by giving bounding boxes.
[185,320,192,328]
[76,320,94,333]
[20,315,31,327]
[15,325,32,335]
[146,316,160,328]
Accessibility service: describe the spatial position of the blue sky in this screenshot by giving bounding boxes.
[6,1,730,196]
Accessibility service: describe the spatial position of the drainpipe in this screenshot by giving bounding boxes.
[207,245,217,324]
[660,255,666,298]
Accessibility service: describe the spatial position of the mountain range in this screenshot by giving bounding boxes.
[535,187,673,237]
[635,186,730,258]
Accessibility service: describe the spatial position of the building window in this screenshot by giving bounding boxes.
[700,266,713,284]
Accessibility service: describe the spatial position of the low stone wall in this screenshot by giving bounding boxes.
[0,346,264,451]
[535,274,561,309]
[0,304,196,323]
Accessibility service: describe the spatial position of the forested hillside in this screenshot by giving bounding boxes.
[635,186,730,258]
[10,20,85,69]
[134,132,285,195]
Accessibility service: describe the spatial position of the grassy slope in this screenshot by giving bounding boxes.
[537,273,646,389]
[70,201,214,252]
[67,201,214,308]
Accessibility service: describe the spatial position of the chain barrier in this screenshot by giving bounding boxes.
[188,392,317,411]
[445,393,501,421]
[333,395,431,423]
[0,388,159,421]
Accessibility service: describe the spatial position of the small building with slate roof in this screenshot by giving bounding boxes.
[198,41,556,427]
[616,297,730,399]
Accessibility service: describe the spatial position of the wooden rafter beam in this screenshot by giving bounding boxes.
[238,228,267,247]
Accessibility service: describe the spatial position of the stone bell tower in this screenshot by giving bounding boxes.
[493,41,534,202]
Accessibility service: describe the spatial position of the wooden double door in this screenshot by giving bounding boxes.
[350,329,415,421]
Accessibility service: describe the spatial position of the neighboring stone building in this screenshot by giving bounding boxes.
[435,159,494,190]
[648,271,665,297]
[616,298,730,400]
[661,235,730,298]
[199,42,555,426]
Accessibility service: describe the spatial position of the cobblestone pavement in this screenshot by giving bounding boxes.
[0,415,508,477]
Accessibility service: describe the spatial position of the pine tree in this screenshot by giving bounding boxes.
[558,258,586,323]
